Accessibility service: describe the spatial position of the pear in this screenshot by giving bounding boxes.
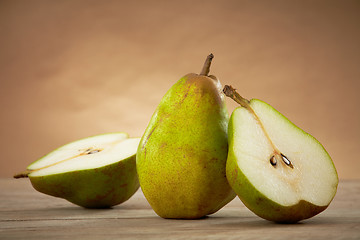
[14,133,140,208]
[136,54,236,219]
[223,85,338,223]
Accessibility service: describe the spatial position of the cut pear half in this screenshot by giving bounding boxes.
[25,133,139,177]
[224,86,338,223]
[15,133,141,208]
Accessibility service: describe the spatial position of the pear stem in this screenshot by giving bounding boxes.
[223,85,294,169]
[223,85,275,149]
[223,85,273,147]
[14,170,32,178]
[223,85,251,110]
[200,53,214,76]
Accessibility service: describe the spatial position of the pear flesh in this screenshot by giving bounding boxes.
[225,87,338,223]
[137,54,235,219]
[15,133,140,208]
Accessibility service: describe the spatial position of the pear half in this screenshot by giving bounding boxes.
[224,86,338,223]
[14,133,140,208]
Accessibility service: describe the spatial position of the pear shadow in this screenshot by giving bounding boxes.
[208,214,343,230]
[161,215,210,221]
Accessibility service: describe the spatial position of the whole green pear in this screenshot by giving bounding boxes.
[136,54,236,219]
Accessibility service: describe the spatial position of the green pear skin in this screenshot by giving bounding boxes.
[29,155,139,208]
[226,97,338,223]
[137,55,235,219]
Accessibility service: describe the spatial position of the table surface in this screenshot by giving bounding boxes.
[0,178,359,240]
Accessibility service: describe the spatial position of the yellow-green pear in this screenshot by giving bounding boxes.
[14,133,140,208]
[223,85,338,223]
[136,54,236,219]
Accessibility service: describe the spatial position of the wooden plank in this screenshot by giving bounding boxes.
[0,179,359,239]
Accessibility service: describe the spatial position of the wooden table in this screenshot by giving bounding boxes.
[0,179,359,239]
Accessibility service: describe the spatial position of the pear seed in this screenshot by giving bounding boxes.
[281,153,293,169]
[88,150,101,154]
[270,156,277,167]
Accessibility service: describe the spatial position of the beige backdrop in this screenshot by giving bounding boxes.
[1,0,359,179]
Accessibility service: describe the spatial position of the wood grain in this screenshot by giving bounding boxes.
[0,179,359,239]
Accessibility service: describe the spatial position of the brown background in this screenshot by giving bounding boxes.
[1,0,359,179]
